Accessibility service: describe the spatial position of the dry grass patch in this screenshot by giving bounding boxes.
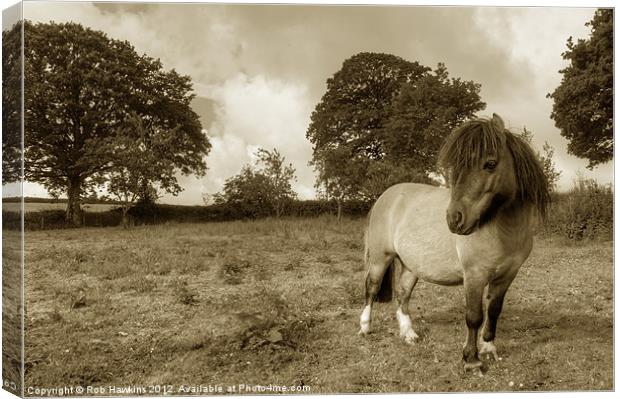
[22,218,612,393]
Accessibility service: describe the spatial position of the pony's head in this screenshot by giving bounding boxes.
[437,114,550,235]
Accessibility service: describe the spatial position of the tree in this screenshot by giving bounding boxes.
[255,148,297,217]
[2,22,22,183]
[540,142,562,193]
[311,145,363,220]
[547,9,613,168]
[3,21,210,225]
[214,148,297,218]
[98,115,187,227]
[520,127,561,192]
[307,53,431,202]
[213,166,274,218]
[307,52,484,202]
[384,63,485,173]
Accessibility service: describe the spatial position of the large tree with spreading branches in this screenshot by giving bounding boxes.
[307,52,485,203]
[2,21,211,225]
[2,21,23,184]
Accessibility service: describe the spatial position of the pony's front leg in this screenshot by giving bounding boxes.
[463,270,487,374]
[479,272,517,361]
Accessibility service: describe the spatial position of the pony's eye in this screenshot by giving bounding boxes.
[484,160,497,171]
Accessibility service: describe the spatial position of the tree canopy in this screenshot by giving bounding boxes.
[307,52,485,201]
[214,148,297,217]
[547,8,613,168]
[384,63,485,174]
[98,114,191,226]
[255,148,297,217]
[2,22,23,183]
[213,165,274,218]
[2,21,211,224]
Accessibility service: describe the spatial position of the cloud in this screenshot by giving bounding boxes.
[19,2,611,203]
[471,7,612,190]
[161,73,315,204]
[26,3,536,102]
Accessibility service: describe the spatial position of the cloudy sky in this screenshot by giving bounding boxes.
[18,1,613,205]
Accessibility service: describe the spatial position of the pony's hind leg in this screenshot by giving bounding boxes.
[396,259,419,344]
[358,252,394,336]
[479,271,518,361]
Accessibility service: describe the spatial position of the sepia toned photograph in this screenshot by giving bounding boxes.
[1,0,614,396]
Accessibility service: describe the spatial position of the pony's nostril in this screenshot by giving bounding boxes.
[455,211,463,226]
[447,209,463,231]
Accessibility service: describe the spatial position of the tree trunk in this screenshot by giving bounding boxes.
[121,206,130,229]
[337,198,342,222]
[66,177,83,226]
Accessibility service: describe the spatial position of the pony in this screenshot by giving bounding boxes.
[358,114,549,374]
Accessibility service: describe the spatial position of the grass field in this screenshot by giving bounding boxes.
[22,217,613,393]
[2,229,22,395]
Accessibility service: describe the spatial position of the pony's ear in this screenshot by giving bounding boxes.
[491,113,505,130]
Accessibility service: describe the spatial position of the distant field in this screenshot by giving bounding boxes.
[2,202,118,213]
[21,218,612,393]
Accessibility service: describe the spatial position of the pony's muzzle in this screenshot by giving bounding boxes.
[446,208,464,234]
[447,206,475,235]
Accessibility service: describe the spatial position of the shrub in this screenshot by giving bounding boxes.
[544,177,613,241]
[2,208,123,230]
[3,198,373,231]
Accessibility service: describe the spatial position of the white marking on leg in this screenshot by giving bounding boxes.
[359,305,371,335]
[396,307,412,333]
[479,340,499,361]
[396,307,419,344]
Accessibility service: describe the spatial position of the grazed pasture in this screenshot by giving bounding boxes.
[22,217,612,393]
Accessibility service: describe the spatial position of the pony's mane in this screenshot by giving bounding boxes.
[438,117,550,219]
[438,119,504,172]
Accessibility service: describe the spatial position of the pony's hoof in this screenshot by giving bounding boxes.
[358,328,370,336]
[479,340,499,361]
[463,360,484,376]
[400,328,419,344]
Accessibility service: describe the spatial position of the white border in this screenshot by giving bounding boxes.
[0,1,616,399]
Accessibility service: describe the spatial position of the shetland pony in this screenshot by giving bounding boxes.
[358,114,549,373]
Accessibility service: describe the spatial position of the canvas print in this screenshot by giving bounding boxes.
[1,1,614,396]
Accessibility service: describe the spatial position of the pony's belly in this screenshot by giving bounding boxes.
[391,185,463,286]
[396,232,463,286]
[419,261,464,285]
[401,252,464,285]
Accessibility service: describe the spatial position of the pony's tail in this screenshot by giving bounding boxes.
[375,260,394,302]
[363,226,399,303]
